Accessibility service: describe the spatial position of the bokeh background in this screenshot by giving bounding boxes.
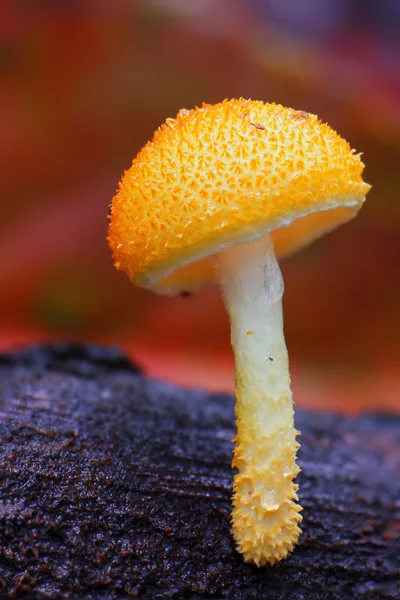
[1,0,399,413]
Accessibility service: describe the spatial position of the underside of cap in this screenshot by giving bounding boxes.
[150,204,359,294]
[108,99,370,294]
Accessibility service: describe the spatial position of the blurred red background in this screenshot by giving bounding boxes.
[1,0,399,413]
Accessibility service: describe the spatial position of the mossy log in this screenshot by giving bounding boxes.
[0,344,399,599]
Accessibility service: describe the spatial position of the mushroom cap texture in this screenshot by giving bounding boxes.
[108,98,370,294]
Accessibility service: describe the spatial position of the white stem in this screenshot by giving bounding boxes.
[213,234,302,566]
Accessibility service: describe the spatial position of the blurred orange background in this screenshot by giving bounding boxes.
[1,0,399,413]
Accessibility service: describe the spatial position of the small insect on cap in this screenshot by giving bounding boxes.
[108,99,370,294]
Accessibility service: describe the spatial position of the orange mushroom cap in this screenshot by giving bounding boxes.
[108,98,370,294]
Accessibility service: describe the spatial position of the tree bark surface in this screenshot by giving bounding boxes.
[0,343,398,599]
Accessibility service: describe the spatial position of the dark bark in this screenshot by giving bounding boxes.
[0,343,399,600]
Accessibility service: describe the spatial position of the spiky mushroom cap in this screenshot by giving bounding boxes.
[108,99,370,294]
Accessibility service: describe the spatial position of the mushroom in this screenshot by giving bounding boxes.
[108,99,370,566]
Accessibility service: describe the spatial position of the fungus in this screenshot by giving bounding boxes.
[108,99,370,566]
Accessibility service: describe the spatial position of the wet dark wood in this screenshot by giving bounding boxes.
[0,343,399,599]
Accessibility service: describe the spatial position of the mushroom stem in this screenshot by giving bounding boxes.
[214,234,302,566]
